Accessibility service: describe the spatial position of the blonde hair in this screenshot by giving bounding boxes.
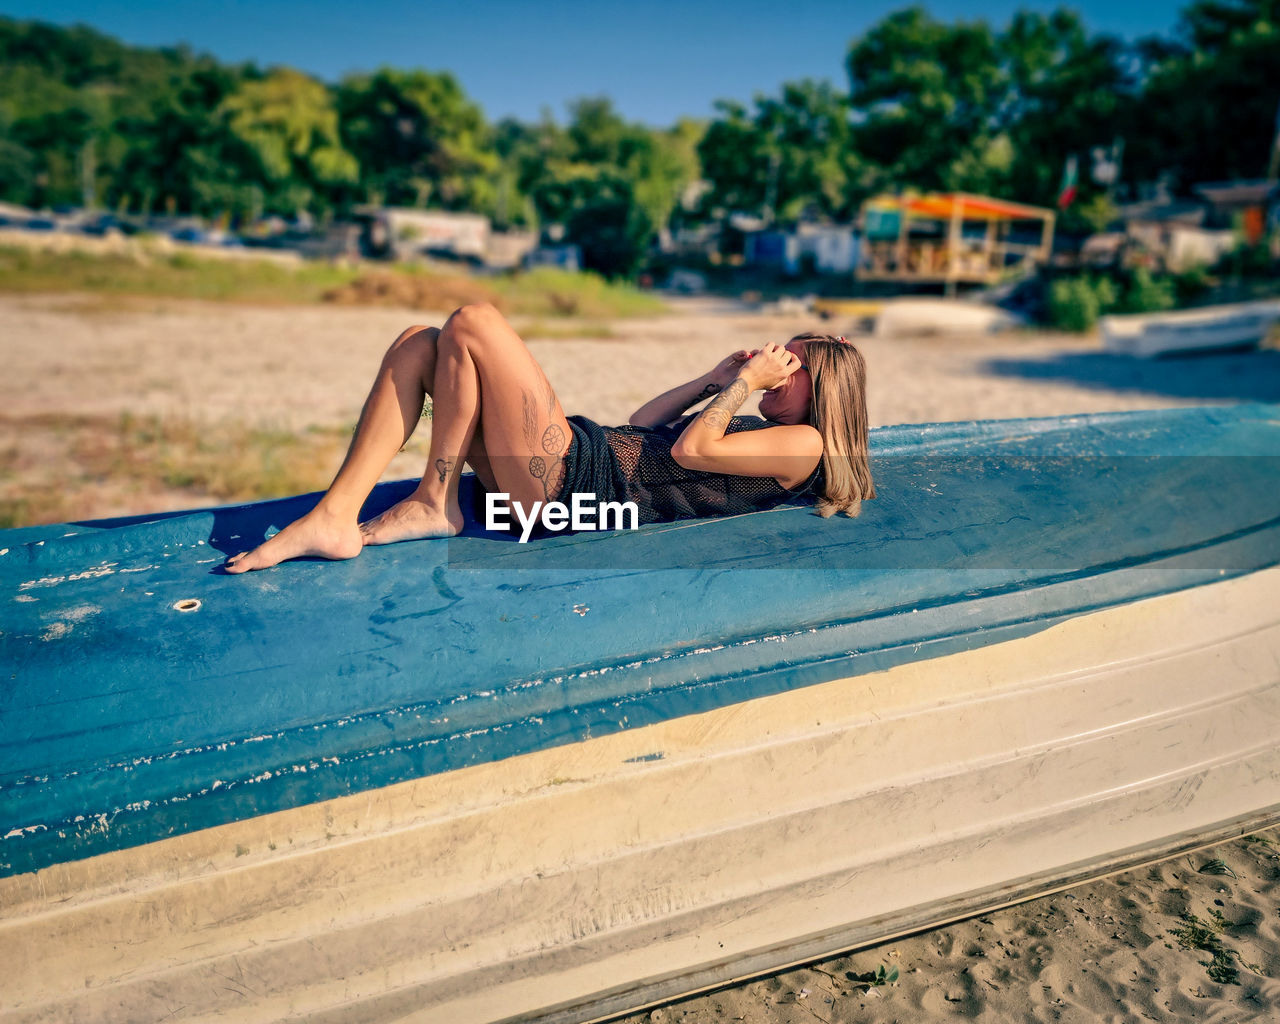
[793,333,875,518]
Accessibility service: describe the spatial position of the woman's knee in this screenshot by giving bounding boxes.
[384,325,439,367]
[441,303,506,348]
[390,324,438,350]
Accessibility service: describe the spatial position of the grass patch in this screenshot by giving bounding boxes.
[513,319,616,339]
[0,411,352,528]
[325,265,664,319]
[1169,910,1261,986]
[321,267,502,311]
[0,245,667,319]
[495,267,665,319]
[0,244,358,305]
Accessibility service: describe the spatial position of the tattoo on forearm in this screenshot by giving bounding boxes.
[434,457,454,484]
[698,378,749,433]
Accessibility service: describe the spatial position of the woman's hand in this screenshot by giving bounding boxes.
[709,349,754,389]
[740,343,802,392]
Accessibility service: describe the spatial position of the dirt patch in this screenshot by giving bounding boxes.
[323,269,502,311]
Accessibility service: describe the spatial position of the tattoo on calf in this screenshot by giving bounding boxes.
[434,457,454,484]
[699,378,749,433]
[696,383,721,401]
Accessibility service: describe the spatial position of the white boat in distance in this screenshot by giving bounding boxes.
[1102,299,1280,357]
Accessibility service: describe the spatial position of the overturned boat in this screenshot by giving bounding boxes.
[2,404,1279,1024]
[1102,300,1280,357]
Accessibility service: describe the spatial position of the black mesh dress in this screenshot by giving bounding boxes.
[558,414,823,526]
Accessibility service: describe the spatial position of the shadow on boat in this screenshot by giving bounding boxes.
[981,348,1280,403]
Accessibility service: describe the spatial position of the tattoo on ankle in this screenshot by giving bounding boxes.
[699,378,749,432]
[434,457,454,484]
[696,383,721,401]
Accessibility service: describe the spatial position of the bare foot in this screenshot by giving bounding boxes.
[359,495,464,546]
[225,508,364,573]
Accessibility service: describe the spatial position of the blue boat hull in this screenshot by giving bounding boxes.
[2,404,1278,1022]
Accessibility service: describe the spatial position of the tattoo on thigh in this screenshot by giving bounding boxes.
[699,378,749,432]
[529,421,567,501]
[528,453,563,501]
[434,457,454,484]
[541,372,558,417]
[521,391,539,449]
[546,456,565,499]
[541,423,566,455]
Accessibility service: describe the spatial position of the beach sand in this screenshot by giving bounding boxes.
[3,291,1279,1021]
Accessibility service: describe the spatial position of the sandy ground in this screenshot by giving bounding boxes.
[620,827,1280,1024]
[7,292,1278,431]
[3,291,1280,1021]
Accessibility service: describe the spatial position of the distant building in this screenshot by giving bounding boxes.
[799,224,860,274]
[1194,180,1280,245]
[744,230,800,273]
[1115,198,1224,272]
[485,230,538,270]
[354,207,491,262]
[525,244,581,273]
[744,223,860,276]
[1111,180,1279,271]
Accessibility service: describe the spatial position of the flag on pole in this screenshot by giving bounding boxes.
[1057,154,1079,209]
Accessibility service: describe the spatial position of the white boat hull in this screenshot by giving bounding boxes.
[1102,300,1280,357]
[4,565,1278,1024]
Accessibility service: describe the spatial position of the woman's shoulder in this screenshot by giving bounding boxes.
[752,420,823,455]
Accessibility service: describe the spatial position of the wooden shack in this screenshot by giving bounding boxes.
[858,192,1055,292]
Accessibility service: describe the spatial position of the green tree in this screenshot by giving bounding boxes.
[111,61,252,217]
[516,98,701,275]
[336,68,497,211]
[219,69,357,215]
[537,170,653,279]
[1127,0,1280,188]
[999,10,1135,208]
[846,7,1004,194]
[698,80,859,221]
[568,99,700,231]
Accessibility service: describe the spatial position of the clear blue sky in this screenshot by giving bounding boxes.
[4,0,1184,127]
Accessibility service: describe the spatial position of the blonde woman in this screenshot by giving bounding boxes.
[225,304,874,572]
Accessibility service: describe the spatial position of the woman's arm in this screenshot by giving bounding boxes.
[628,350,752,427]
[671,344,823,488]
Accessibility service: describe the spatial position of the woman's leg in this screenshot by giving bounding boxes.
[226,323,482,573]
[360,303,573,545]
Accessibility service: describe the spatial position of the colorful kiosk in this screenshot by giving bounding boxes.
[859,192,1056,292]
